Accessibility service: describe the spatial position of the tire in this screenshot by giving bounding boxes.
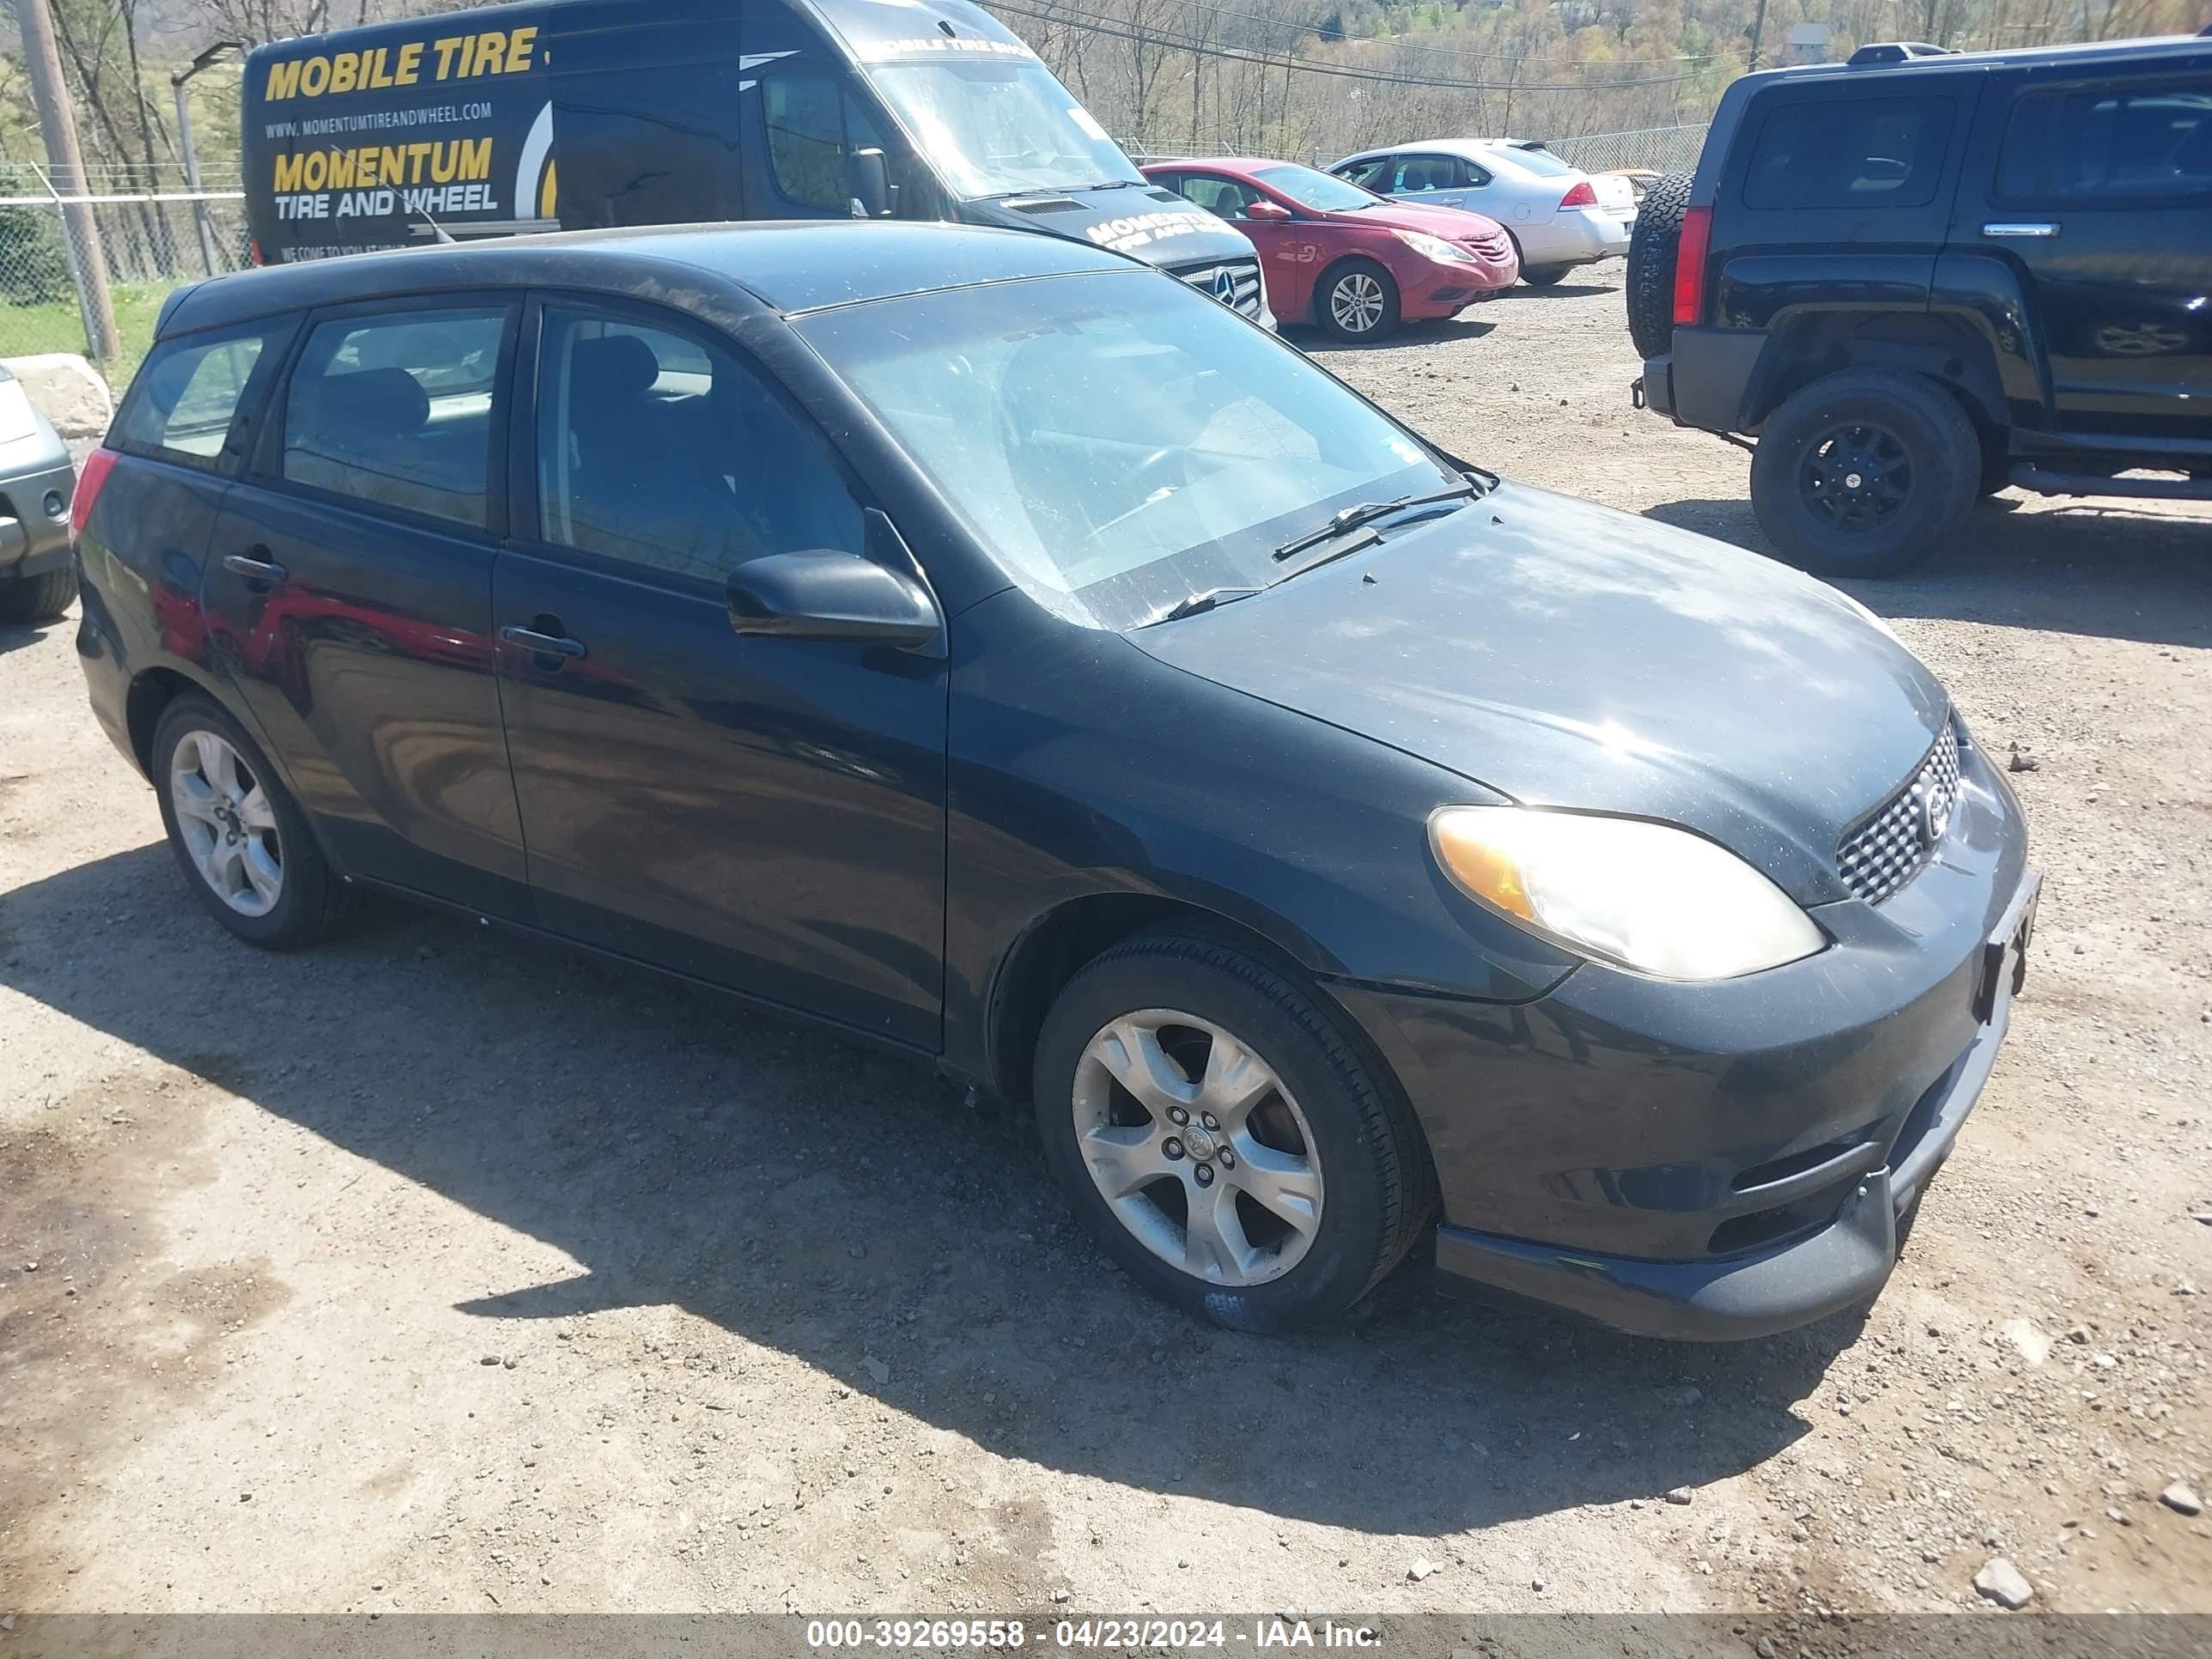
[1624,170,1692,360]
[1522,264,1573,287]
[1032,927,1434,1333]
[0,563,78,624]
[1749,370,1981,578]
[1977,438,2012,499]
[1315,259,1401,343]
[151,693,349,950]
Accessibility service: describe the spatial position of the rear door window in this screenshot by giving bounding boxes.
[113,325,289,470]
[1996,81,2212,204]
[1176,174,1261,220]
[1392,155,1471,194]
[1742,96,1954,210]
[275,307,511,532]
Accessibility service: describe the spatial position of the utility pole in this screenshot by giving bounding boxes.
[1747,0,1771,73]
[11,0,122,366]
[174,42,245,278]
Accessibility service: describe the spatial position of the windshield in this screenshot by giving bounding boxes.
[1252,163,1382,213]
[867,58,1143,199]
[799,271,1454,630]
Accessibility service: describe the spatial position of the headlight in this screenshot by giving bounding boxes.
[1429,806,1826,981]
[1391,228,1471,264]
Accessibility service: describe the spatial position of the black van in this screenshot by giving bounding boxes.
[241,0,1273,326]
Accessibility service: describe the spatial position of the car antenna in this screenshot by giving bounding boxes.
[415,206,457,246]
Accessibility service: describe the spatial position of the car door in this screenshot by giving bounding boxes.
[201,296,531,920]
[1169,171,1314,322]
[1378,153,1482,212]
[493,296,948,1048]
[1968,68,2212,437]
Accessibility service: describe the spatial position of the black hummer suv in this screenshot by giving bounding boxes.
[1627,29,2212,576]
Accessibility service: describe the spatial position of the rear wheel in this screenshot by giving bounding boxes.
[152,694,349,949]
[1522,264,1573,287]
[1316,259,1401,343]
[1624,171,1692,359]
[1033,928,1433,1332]
[0,564,77,624]
[1750,370,1981,577]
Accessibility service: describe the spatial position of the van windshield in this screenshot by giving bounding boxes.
[798,271,1455,631]
[867,58,1144,199]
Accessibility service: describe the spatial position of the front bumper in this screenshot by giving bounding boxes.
[0,457,76,581]
[1330,734,2033,1340]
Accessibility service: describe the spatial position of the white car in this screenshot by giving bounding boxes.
[1328,139,1637,285]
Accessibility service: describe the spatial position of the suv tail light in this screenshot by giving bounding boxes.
[1672,204,1712,329]
[1559,180,1597,210]
[70,446,119,543]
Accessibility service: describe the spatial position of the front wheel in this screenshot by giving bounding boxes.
[1316,260,1401,343]
[1033,928,1433,1332]
[1749,370,1980,578]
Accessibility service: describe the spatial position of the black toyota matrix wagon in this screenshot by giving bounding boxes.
[72,223,2036,1340]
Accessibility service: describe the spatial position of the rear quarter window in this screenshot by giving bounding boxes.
[112,325,287,470]
[1741,95,1955,210]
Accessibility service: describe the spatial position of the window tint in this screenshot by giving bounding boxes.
[534,307,863,583]
[279,307,507,530]
[115,328,277,465]
[1742,97,1952,210]
[1176,174,1261,220]
[763,74,889,213]
[1393,155,1467,193]
[1997,82,2212,203]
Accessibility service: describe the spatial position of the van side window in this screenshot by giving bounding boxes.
[763,74,888,213]
[278,307,507,531]
[555,70,746,228]
[533,307,863,583]
[1997,82,2212,204]
[1742,97,1953,210]
[113,326,284,469]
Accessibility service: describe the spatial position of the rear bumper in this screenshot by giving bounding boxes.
[1431,869,2035,1340]
[0,457,76,580]
[1638,326,1768,432]
[1538,207,1633,264]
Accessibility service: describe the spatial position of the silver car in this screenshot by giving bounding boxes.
[0,362,77,623]
[1328,139,1637,286]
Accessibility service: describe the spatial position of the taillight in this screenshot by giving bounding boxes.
[1672,204,1713,329]
[1559,180,1597,210]
[248,239,264,267]
[70,446,119,543]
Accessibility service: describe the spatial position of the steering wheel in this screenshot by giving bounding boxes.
[1084,447,1190,546]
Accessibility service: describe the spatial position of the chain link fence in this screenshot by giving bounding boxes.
[1547,123,1710,179]
[0,170,249,382]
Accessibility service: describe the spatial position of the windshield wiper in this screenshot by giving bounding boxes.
[1270,481,1479,564]
[1139,586,1262,627]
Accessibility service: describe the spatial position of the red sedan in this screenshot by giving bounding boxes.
[1141,157,1519,343]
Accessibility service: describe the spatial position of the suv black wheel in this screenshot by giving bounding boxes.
[0,564,78,624]
[1032,927,1434,1332]
[1315,258,1401,343]
[1624,171,1692,360]
[152,694,352,950]
[1750,370,1980,577]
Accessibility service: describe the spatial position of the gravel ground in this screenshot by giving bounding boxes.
[3,263,2209,1629]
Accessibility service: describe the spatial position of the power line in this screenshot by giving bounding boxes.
[995,0,1697,93]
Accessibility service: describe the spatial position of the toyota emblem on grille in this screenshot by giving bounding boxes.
[1920,788,1952,848]
[1211,267,1238,303]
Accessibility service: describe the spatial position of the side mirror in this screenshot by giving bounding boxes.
[1245,199,1291,222]
[727,550,940,650]
[848,148,890,220]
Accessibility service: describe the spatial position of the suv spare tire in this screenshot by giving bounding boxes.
[1625,171,1692,361]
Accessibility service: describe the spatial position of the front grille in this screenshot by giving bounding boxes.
[1464,229,1512,261]
[1837,723,1962,902]
[1171,255,1264,319]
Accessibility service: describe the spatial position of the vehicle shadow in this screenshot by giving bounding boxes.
[1644,495,2212,650]
[1297,317,1498,355]
[0,611,71,661]
[3,842,1847,1537]
[1503,282,1613,300]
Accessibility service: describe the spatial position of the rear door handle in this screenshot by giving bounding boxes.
[500,625,586,659]
[1982,222,2058,238]
[223,552,288,582]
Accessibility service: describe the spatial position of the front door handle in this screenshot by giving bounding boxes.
[223,552,288,583]
[1982,222,2059,238]
[500,624,586,659]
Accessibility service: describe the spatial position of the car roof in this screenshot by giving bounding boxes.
[1753,30,2209,83]
[1141,157,1297,173]
[159,222,1135,340]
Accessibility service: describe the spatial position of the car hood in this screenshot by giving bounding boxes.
[964,187,1260,273]
[1342,200,1509,242]
[1127,484,1951,902]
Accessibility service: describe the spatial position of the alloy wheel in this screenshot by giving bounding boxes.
[170,729,284,917]
[1800,421,1912,532]
[1329,272,1387,335]
[1071,1009,1324,1286]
